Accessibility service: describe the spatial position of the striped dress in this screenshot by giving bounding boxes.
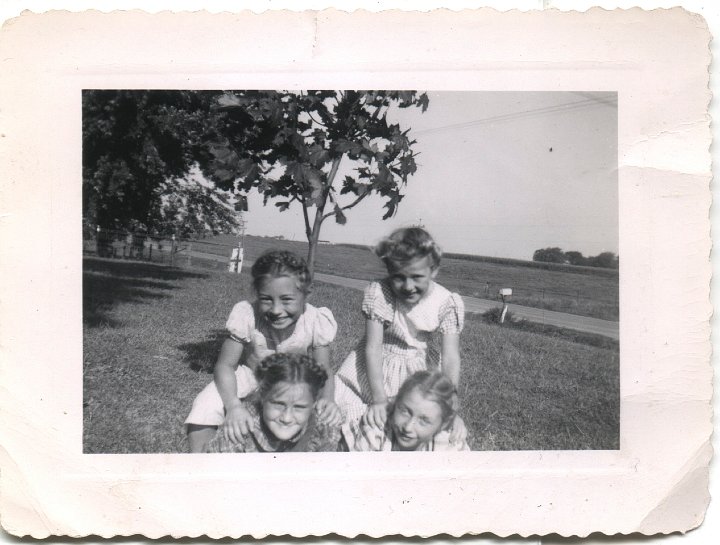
[334,279,464,441]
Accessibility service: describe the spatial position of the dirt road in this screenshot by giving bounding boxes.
[190,252,620,340]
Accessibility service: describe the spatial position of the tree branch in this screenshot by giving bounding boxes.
[311,156,343,229]
[321,191,370,220]
[300,194,312,239]
[306,110,327,128]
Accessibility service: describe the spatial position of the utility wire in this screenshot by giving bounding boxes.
[413,96,617,136]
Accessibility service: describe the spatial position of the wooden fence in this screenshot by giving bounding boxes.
[83,228,240,271]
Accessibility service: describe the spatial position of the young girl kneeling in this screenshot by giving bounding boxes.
[335,227,466,448]
[352,371,469,451]
[185,250,339,452]
[205,353,341,453]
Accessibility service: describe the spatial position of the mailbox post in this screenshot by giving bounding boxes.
[499,288,512,324]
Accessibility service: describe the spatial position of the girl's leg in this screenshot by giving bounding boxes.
[187,424,218,453]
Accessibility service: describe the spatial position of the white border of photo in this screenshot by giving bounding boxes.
[0,1,715,542]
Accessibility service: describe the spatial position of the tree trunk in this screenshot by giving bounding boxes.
[304,157,342,280]
[306,229,320,279]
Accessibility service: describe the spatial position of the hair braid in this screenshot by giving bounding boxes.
[255,352,327,400]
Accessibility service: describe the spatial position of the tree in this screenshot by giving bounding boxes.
[202,90,429,276]
[532,247,567,264]
[82,90,239,237]
[154,170,240,238]
[564,250,586,266]
[587,251,618,269]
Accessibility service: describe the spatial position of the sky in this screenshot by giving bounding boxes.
[242,91,618,261]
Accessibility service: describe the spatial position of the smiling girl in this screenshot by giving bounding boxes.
[205,353,341,453]
[334,227,466,449]
[185,250,339,452]
[352,371,469,452]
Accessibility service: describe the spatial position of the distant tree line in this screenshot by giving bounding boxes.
[532,247,619,269]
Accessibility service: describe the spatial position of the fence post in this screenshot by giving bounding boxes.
[485,282,489,297]
[170,235,176,266]
[542,288,545,301]
[187,242,192,267]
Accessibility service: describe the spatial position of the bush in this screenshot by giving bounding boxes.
[482,306,522,325]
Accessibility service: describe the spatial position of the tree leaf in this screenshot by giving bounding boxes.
[333,203,347,225]
[417,93,430,113]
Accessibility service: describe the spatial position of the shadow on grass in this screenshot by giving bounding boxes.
[178,328,226,374]
[84,256,209,281]
[83,257,209,328]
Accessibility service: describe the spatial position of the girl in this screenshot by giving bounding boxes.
[185,249,339,452]
[205,353,341,453]
[335,227,465,448]
[352,371,469,451]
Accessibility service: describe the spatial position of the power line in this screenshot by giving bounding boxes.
[413,96,617,136]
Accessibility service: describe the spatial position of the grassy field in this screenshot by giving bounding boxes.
[192,234,619,321]
[83,257,619,453]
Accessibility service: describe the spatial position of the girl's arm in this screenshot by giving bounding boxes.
[312,345,342,426]
[440,332,466,443]
[363,318,387,429]
[313,345,334,400]
[213,338,252,441]
[441,333,461,387]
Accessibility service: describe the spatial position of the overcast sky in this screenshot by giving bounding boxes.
[242,91,618,261]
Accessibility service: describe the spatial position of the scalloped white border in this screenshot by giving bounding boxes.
[0,3,716,535]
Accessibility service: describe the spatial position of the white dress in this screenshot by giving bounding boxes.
[185,301,337,427]
[334,279,464,431]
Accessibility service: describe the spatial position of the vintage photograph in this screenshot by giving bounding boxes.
[82,90,620,454]
[2,6,711,538]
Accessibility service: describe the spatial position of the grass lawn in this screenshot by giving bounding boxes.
[196,234,619,321]
[83,257,619,453]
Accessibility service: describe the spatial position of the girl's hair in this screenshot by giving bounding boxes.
[393,371,457,427]
[250,250,311,294]
[374,227,442,269]
[255,352,328,400]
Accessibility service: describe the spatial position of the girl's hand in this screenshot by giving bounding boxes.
[222,404,253,443]
[448,414,468,444]
[362,402,388,430]
[315,399,343,427]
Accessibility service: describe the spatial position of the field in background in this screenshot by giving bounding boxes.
[83,232,619,320]
[214,234,619,320]
[83,257,619,453]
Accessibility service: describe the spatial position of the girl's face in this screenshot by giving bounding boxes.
[387,255,438,305]
[256,275,307,330]
[390,386,445,451]
[262,381,315,442]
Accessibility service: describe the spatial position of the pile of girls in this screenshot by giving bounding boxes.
[185,227,470,453]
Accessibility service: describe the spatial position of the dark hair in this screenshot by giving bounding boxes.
[374,227,442,270]
[250,250,311,294]
[255,352,328,400]
[392,371,457,427]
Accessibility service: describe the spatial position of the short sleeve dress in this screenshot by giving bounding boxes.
[184,301,337,428]
[334,279,464,429]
